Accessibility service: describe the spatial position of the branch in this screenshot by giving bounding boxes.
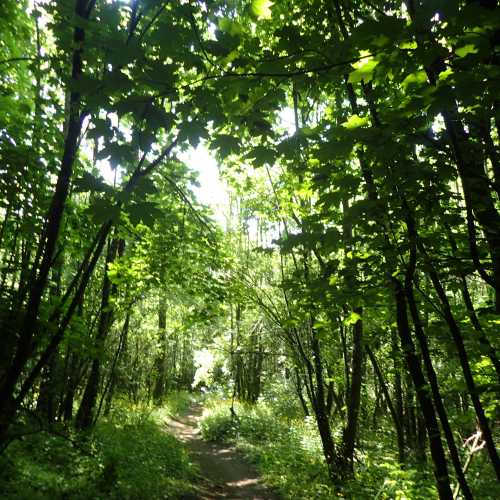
[177,52,378,88]
[160,172,216,236]
[137,1,171,43]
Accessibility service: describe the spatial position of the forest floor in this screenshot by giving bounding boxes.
[167,402,280,500]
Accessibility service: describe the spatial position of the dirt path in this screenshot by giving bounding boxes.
[168,403,280,500]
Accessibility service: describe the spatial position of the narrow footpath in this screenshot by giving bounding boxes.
[168,403,279,500]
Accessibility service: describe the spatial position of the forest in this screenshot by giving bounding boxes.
[0,0,499,498]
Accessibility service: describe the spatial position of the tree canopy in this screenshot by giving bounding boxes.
[0,0,499,498]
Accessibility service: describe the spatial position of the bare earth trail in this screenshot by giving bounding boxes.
[167,403,280,500]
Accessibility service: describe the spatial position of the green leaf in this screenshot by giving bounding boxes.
[251,0,273,19]
[97,142,135,169]
[455,44,479,58]
[204,40,232,57]
[69,75,101,94]
[133,177,158,198]
[213,134,240,158]
[87,198,120,224]
[87,118,113,140]
[438,68,453,81]
[114,95,148,117]
[341,114,369,129]
[402,70,428,88]
[344,311,362,325]
[321,228,341,251]
[145,107,175,131]
[179,121,208,148]
[73,172,111,193]
[247,145,276,166]
[317,137,354,161]
[105,70,132,93]
[127,201,162,227]
[218,18,242,36]
[19,103,31,114]
[351,17,406,49]
[348,57,379,84]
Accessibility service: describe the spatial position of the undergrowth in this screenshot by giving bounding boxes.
[199,397,499,499]
[0,392,196,499]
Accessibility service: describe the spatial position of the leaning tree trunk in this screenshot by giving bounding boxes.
[0,0,92,447]
[405,0,500,312]
[309,326,338,482]
[419,242,500,479]
[403,211,473,498]
[366,346,405,464]
[75,237,122,430]
[393,279,453,499]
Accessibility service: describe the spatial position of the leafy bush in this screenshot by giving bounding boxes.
[0,402,196,499]
[163,391,194,417]
[93,414,195,499]
[260,380,304,419]
[199,399,448,499]
[199,407,239,441]
[199,399,334,499]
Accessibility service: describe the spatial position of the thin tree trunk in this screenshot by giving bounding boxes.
[405,0,500,311]
[393,279,453,499]
[153,297,167,404]
[366,345,405,463]
[419,241,500,479]
[338,308,363,475]
[75,237,121,429]
[404,211,473,498]
[0,0,92,446]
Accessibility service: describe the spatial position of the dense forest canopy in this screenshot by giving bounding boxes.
[0,0,499,498]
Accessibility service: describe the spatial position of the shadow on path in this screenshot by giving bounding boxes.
[168,403,280,500]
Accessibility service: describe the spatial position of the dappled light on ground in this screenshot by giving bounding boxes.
[169,403,279,500]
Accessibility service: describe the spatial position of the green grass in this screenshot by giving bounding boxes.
[198,398,441,499]
[199,398,336,499]
[0,397,197,499]
[153,390,195,421]
[199,397,500,499]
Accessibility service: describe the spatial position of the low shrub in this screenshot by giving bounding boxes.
[199,407,239,442]
[199,399,334,499]
[199,400,446,499]
[163,391,194,417]
[0,402,196,499]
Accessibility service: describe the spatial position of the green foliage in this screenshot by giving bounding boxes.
[198,398,452,499]
[1,0,500,498]
[155,391,195,419]
[199,399,329,498]
[0,404,196,499]
[200,408,240,442]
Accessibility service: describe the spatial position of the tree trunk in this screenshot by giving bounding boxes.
[405,0,500,311]
[310,328,338,482]
[153,297,168,404]
[338,308,364,476]
[419,243,500,479]
[393,279,453,499]
[0,0,93,447]
[366,346,405,463]
[75,237,122,429]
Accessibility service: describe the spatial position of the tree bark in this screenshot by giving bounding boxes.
[0,0,93,446]
[393,279,453,499]
[338,308,363,476]
[75,237,122,429]
[366,345,405,463]
[419,241,500,479]
[153,297,168,404]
